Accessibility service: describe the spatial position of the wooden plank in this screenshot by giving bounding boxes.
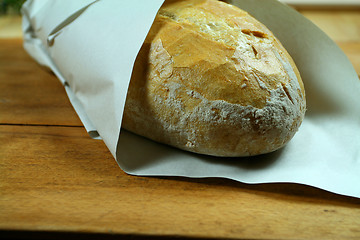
[299,10,360,77]
[284,0,360,10]
[300,10,360,43]
[1,125,360,239]
[0,39,82,126]
[0,15,22,39]
[1,9,360,240]
[283,0,360,5]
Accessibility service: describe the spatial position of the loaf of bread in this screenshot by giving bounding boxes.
[122,0,306,157]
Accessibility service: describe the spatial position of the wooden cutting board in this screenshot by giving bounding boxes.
[1,9,360,240]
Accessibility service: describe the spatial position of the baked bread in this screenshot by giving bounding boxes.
[122,0,306,157]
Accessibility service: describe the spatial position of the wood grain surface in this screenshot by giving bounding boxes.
[2,124,360,239]
[1,9,360,240]
[0,39,82,126]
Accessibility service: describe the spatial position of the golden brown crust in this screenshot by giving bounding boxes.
[122,0,306,156]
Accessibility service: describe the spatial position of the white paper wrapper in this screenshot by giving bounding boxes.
[22,0,360,198]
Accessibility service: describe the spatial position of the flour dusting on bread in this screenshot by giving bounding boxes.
[122,0,306,156]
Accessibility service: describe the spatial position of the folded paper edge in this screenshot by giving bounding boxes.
[21,0,100,137]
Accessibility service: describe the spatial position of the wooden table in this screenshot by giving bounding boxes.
[1,9,360,240]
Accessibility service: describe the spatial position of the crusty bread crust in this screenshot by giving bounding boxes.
[122,0,306,156]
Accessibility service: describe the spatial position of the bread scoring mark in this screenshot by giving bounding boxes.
[273,50,305,109]
[158,10,178,21]
[251,45,258,58]
[241,29,267,39]
[206,22,219,31]
[281,82,294,105]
